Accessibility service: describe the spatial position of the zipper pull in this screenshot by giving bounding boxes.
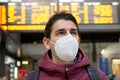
[66,65,69,71]
[65,65,69,79]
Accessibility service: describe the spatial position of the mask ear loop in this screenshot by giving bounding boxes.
[48,39,55,47]
[48,39,56,51]
[47,39,58,59]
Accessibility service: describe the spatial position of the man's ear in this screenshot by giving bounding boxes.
[42,37,51,50]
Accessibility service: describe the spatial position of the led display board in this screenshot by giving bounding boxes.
[0,2,119,31]
[0,4,6,24]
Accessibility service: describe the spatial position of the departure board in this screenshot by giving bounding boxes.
[0,2,119,31]
[0,5,6,24]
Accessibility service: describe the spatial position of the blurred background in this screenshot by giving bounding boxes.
[0,0,120,80]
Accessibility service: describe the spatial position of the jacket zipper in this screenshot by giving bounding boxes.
[65,65,69,80]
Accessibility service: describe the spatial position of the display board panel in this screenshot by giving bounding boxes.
[0,2,119,31]
[0,4,6,24]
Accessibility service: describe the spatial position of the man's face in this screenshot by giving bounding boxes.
[50,19,80,43]
[43,19,80,63]
[43,19,80,52]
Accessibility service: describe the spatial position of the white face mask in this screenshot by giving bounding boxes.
[52,34,79,61]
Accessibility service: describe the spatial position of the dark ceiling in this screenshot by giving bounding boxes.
[21,32,120,43]
[21,32,44,43]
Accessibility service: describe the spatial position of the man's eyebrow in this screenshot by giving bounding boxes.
[55,29,65,33]
[70,28,78,31]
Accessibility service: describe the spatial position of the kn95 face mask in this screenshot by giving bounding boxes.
[54,34,79,61]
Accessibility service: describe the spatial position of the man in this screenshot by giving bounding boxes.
[27,12,108,80]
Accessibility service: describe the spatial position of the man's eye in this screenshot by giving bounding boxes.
[57,32,65,35]
[71,32,77,35]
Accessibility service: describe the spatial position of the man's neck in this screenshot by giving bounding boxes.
[52,52,74,64]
